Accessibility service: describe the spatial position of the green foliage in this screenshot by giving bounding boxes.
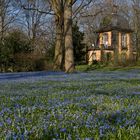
[0,29,32,72]
[72,22,86,64]
[4,29,31,54]
[0,29,55,72]
[0,42,11,67]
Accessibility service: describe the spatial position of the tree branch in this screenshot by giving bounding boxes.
[21,5,55,15]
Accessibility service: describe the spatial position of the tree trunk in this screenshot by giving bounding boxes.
[53,15,64,70]
[64,1,74,73]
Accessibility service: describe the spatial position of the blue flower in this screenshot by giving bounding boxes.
[60,128,67,133]
[0,122,3,127]
[20,134,25,140]
[85,138,94,140]
[6,118,12,125]
[0,111,4,116]
[14,104,21,108]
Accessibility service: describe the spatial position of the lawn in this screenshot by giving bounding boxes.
[0,70,140,139]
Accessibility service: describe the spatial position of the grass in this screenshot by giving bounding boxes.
[0,70,140,139]
[76,64,140,72]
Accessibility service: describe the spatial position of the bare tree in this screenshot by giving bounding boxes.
[0,0,19,41]
[16,0,51,52]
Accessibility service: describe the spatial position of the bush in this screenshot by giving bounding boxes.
[13,53,34,72]
[0,29,32,72]
[33,58,45,71]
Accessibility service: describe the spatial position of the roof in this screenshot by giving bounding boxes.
[96,13,133,33]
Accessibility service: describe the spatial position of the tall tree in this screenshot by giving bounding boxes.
[51,0,94,72]
[16,0,51,52]
[64,0,74,72]
[51,0,64,70]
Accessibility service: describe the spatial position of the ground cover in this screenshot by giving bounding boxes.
[0,70,140,139]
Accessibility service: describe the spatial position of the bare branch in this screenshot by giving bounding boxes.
[21,5,55,15]
[72,0,95,19]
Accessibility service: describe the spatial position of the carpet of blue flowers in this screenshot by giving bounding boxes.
[0,70,140,139]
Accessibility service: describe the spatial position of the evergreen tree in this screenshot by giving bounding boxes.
[72,22,86,64]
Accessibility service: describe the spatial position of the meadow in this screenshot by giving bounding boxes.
[0,70,140,139]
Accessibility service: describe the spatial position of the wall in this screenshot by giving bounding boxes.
[87,50,101,65]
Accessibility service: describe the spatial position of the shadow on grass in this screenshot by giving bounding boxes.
[0,71,65,81]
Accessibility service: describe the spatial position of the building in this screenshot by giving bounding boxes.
[87,6,136,65]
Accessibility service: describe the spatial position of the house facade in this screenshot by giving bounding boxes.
[87,9,136,65]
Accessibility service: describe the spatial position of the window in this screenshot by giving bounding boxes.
[121,33,127,49]
[102,33,108,48]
